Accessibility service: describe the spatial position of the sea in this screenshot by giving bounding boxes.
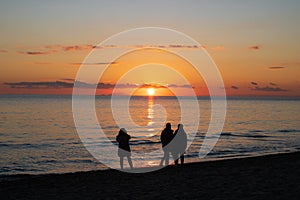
[0,95,299,176]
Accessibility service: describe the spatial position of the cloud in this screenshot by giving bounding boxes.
[5,80,194,90]
[231,85,239,90]
[19,44,95,56]
[19,51,54,55]
[4,81,74,89]
[46,44,205,51]
[139,83,168,89]
[253,86,288,92]
[70,62,119,66]
[139,83,193,89]
[210,45,225,51]
[248,45,262,50]
[168,84,193,88]
[94,45,117,49]
[60,78,75,82]
[269,66,286,70]
[114,44,203,50]
[62,45,94,51]
[44,45,62,50]
[249,81,288,92]
[4,80,110,89]
[167,44,201,49]
[113,83,137,89]
[19,43,209,56]
[0,50,8,53]
[96,82,115,89]
[116,83,193,89]
[44,44,95,52]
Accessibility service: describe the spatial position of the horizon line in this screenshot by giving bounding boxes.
[0,93,299,99]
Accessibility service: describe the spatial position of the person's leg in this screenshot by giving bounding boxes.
[174,159,179,165]
[160,155,165,166]
[120,157,124,169]
[127,156,133,169]
[160,149,166,166]
[165,151,169,165]
[180,154,184,164]
[172,151,179,165]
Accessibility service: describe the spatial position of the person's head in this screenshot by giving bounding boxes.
[178,124,183,129]
[119,128,127,134]
[166,123,171,129]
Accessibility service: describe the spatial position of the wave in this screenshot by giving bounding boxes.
[102,125,119,129]
[221,132,233,136]
[243,134,270,138]
[130,140,161,146]
[278,129,299,133]
[192,132,272,140]
[0,111,26,114]
[65,159,95,164]
[221,132,270,139]
[0,142,59,149]
[249,130,264,133]
[33,159,58,164]
[32,158,95,165]
[220,130,299,139]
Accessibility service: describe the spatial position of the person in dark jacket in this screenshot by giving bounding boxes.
[172,124,187,165]
[159,123,174,166]
[116,128,133,170]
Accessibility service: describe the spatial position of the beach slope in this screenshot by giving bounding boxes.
[1,152,300,200]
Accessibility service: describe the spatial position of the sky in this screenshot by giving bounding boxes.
[0,0,299,96]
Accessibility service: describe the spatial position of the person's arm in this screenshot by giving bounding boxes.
[184,132,188,148]
[161,131,167,142]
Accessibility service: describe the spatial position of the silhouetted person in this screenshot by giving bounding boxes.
[116,128,133,170]
[160,123,174,166]
[172,124,187,165]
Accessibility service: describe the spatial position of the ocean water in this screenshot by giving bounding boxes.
[0,95,299,176]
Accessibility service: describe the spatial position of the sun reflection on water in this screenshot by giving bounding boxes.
[147,96,155,135]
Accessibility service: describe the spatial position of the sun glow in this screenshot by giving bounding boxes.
[147,88,155,96]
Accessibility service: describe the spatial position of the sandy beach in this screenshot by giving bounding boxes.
[1,152,299,200]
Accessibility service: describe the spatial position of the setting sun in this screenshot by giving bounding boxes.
[147,88,155,96]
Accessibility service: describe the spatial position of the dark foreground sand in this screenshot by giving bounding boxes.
[1,152,300,200]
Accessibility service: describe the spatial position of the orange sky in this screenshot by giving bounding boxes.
[0,1,299,97]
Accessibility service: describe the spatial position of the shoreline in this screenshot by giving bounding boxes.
[1,150,298,179]
[1,151,300,199]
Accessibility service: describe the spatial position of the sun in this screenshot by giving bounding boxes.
[147,88,155,96]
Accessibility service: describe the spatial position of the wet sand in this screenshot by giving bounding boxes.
[1,152,300,200]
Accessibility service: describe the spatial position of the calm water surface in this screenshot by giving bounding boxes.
[0,95,299,175]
